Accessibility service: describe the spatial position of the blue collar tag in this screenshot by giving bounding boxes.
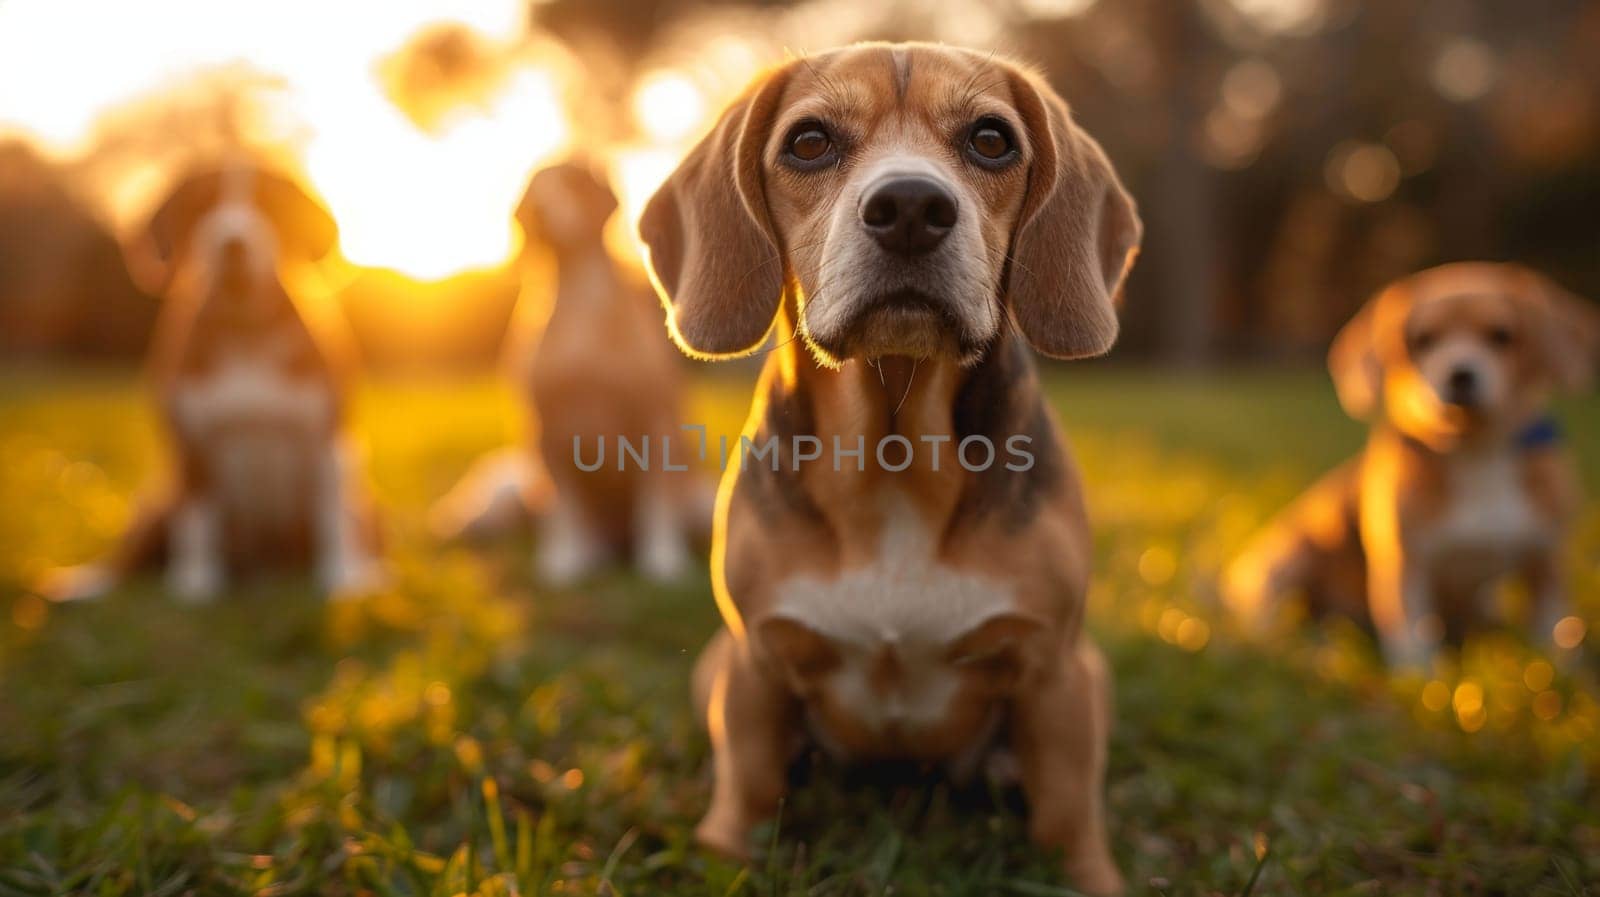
[1515,416,1563,451]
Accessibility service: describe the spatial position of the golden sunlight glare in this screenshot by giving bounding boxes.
[304,64,570,280]
[609,145,682,257]
[0,0,569,281]
[632,70,707,144]
[608,66,726,258]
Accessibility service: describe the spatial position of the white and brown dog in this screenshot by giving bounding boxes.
[40,164,383,604]
[431,161,704,585]
[640,44,1140,894]
[1226,262,1598,669]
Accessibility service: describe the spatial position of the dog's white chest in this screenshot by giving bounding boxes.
[1427,451,1546,576]
[772,495,1016,736]
[173,355,331,526]
[174,355,329,436]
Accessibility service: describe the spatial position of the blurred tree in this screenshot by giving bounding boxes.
[0,142,153,359]
[2,0,1595,366]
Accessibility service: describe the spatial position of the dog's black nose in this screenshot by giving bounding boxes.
[216,232,255,261]
[1447,367,1478,405]
[860,177,958,256]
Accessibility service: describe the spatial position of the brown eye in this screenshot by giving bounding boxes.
[784,122,834,167]
[1412,330,1437,352]
[791,130,829,160]
[1487,326,1514,348]
[967,118,1017,168]
[972,128,1008,158]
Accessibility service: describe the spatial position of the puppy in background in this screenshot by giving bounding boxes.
[40,164,383,603]
[641,44,1140,894]
[1226,262,1598,669]
[430,161,705,585]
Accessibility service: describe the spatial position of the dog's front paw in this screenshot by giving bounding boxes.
[323,558,389,601]
[1381,640,1437,676]
[168,560,222,605]
[637,536,692,585]
[1064,856,1125,897]
[693,810,755,862]
[536,533,606,586]
[1379,614,1444,674]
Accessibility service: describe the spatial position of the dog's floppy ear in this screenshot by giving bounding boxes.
[254,170,339,264]
[755,615,839,694]
[1005,68,1142,360]
[514,177,543,246]
[1521,269,1600,392]
[639,64,791,358]
[1327,293,1386,420]
[125,173,216,296]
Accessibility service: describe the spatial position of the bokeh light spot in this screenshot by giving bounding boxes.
[425,681,452,706]
[1552,616,1586,650]
[1532,690,1562,721]
[632,70,706,144]
[1176,617,1211,652]
[1229,0,1324,34]
[1157,607,1186,643]
[1431,37,1496,103]
[1221,59,1282,120]
[1420,680,1450,713]
[1522,660,1554,693]
[1137,547,1178,586]
[454,735,484,774]
[1452,681,1486,731]
[11,594,47,631]
[1325,141,1401,203]
[1017,0,1098,20]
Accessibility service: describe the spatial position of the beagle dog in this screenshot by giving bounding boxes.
[640,44,1141,895]
[40,164,383,603]
[1225,263,1598,670]
[432,162,703,585]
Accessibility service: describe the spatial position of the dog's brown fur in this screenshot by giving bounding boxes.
[641,44,1140,894]
[1225,262,1598,668]
[430,162,706,584]
[39,164,382,603]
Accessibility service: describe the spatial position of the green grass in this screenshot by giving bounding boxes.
[2,365,1598,896]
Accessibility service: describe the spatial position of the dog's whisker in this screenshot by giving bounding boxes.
[731,238,833,291]
[795,51,847,108]
[959,76,1009,111]
[953,52,1001,114]
[893,358,919,417]
[750,303,812,358]
[999,291,1028,341]
[1002,249,1037,283]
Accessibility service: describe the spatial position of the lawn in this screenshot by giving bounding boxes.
[1,365,1597,896]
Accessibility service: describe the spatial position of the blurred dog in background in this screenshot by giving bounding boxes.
[40,164,384,603]
[1226,262,1598,669]
[430,161,707,585]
